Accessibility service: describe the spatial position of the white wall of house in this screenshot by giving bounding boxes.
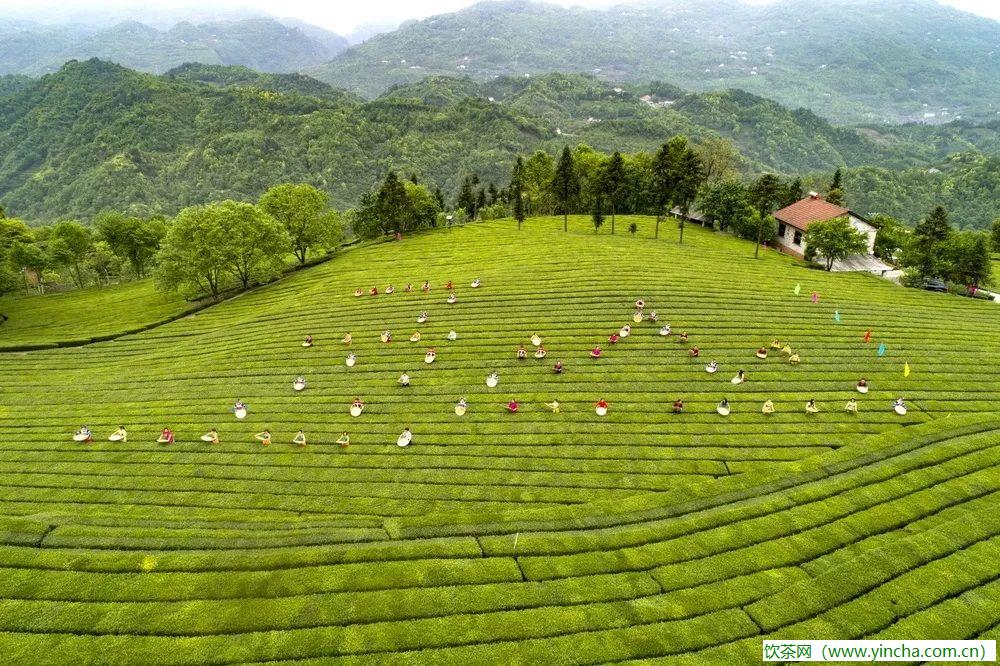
[774,214,877,259]
[847,214,878,254]
[774,221,806,257]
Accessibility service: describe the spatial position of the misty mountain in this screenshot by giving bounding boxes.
[0,17,349,76]
[310,0,1000,125]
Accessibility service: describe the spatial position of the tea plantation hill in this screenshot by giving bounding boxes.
[0,217,998,661]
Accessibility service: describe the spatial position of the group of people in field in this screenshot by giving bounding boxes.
[72,282,908,448]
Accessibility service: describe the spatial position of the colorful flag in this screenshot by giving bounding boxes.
[794,284,801,295]
[877,342,886,357]
[904,362,911,377]
[834,310,841,322]
[863,329,872,343]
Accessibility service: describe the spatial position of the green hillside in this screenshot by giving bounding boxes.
[311,0,1000,124]
[0,18,348,76]
[1,217,999,660]
[2,60,997,227]
[0,279,191,350]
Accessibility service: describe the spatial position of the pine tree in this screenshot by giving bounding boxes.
[909,205,952,278]
[552,146,579,232]
[827,168,845,206]
[456,176,475,215]
[602,151,626,235]
[510,156,526,230]
[592,193,604,232]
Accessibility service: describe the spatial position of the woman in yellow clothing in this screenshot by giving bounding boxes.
[336,432,350,447]
[762,400,775,415]
[544,400,561,413]
[254,430,272,447]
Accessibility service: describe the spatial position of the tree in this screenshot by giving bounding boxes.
[697,179,754,233]
[651,140,677,239]
[592,193,604,232]
[826,168,845,206]
[475,188,487,216]
[0,217,33,294]
[85,241,121,286]
[696,136,741,182]
[781,177,804,208]
[652,136,704,243]
[601,151,627,235]
[156,206,225,299]
[7,241,48,294]
[456,176,473,215]
[869,213,908,262]
[736,210,778,259]
[991,217,1000,253]
[510,156,527,230]
[49,221,94,288]
[378,172,412,234]
[95,212,166,279]
[906,205,952,279]
[259,183,342,265]
[943,231,992,286]
[404,181,441,230]
[804,216,869,271]
[156,201,289,299]
[749,174,784,258]
[523,150,555,215]
[673,145,706,244]
[356,175,440,238]
[552,146,579,232]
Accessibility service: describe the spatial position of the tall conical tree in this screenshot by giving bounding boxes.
[910,205,952,278]
[510,156,527,230]
[601,151,626,235]
[827,168,845,206]
[749,173,783,258]
[674,144,705,245]
[552,146,579,232]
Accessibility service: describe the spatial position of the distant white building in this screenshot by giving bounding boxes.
[773,193,890,273]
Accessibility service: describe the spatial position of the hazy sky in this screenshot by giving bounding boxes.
[1,0,998,34]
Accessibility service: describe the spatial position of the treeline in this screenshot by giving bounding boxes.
[0,207,163,296]
[895,207,995,291]
[0,185,343,300]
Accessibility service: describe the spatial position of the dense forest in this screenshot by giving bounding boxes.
[312,0,1000,124]
[0,60,997,229]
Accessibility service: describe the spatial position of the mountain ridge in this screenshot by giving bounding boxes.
[0,17,349,76]
[310,0,1000,125]
[0,60,996,228]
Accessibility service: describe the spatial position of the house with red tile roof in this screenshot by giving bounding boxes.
[773,192,878,263]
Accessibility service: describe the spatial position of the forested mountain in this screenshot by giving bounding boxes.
[311,0,1000,125]
[164,64,364,105]
[0,18,348,76]
[0,60,996,228]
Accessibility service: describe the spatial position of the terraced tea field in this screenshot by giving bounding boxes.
[1,216,998,662]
